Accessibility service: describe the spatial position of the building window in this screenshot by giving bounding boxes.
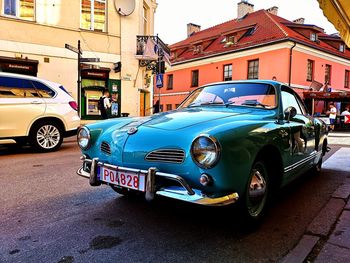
[310,33,317,42]
[247,59,259,79]
[175,104,180,109]
[142,3,149,35]
[191,70,199,87]
[340,44,345,52]
[325,64,332,85]
[223,64,232,81]
[345,70,349,88]
[81,0,106,32]
[166,104,172,111]
[307,59,314,81]
[167,74,173,90]
[3,0,35,21]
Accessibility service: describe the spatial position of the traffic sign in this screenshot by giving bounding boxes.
[80,57,100,62]
[156,74,163,88]
[65,43,82,54]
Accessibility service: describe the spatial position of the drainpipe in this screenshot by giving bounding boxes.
[288,41,296,87]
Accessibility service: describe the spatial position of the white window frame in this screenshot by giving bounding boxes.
[80,0,107,32]
[2,0,36,21]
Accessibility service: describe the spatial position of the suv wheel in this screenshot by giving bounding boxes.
[30,121,63,152]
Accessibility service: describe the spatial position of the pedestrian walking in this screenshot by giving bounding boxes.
[99,90,111,119]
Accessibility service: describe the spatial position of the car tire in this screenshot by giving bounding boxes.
[29,121,63,152]
[241,160,270,225]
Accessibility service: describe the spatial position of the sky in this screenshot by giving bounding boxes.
[154,0,337,45]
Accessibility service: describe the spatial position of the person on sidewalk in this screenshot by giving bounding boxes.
[327,103,337,131]
[99,90,111,120]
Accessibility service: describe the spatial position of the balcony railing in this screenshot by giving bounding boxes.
[136,35,170,59]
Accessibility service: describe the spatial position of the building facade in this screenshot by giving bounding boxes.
[156,1,350,112]
[0,0,158,119]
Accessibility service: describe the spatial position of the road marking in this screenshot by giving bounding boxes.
[323,147,350,172]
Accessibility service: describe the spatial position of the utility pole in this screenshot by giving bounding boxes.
[157,35,161,112]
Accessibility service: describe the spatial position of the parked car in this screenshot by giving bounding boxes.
[77,80,328,222]
[0,72,80,152]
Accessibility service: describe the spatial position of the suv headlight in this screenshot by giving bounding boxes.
[191,135,220,169]
[77,126,91,150]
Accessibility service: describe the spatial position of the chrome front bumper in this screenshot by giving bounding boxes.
[76,156,239,206]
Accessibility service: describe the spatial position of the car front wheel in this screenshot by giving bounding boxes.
[30,122,63,152]
[242,160,270,224]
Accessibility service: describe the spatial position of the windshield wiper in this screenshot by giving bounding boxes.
[187,101,224,107]
[241,100,267,108]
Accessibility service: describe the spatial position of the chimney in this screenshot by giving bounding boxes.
[187,23,201,37]
[266,6,278,16]
[237,0,254,19]
[293,18,305,24]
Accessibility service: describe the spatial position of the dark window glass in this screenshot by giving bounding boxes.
[31,81,55,98]
[166,104,172,111]
[191,70,199,87]
[4,0,16,16]
[325,64,332,85]
[0,76,37,98]
[175,104,180,109]
[345,70,349,88]
[167,74,173,90]
[247,59,259,79]
[223,64,232,81]
[307,60,314,81]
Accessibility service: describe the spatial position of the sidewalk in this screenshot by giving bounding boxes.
[282,133,350,263]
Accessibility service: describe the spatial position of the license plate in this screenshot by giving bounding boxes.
[98,166,146,192]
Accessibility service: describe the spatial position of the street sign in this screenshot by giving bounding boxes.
[156,74,163,88]
[80,57,100,62]
[65,43,81,54]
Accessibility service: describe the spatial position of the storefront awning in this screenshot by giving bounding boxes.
[318,0,350,46]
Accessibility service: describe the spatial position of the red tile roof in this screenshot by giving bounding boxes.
[170,9,350,63]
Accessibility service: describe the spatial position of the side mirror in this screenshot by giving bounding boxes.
[284,106,297,122]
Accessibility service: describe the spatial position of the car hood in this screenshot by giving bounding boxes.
[141,108,253,130]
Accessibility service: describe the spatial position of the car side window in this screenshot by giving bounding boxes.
[281,90,303,114]
[31,81,55,98]
[0,76,38,98]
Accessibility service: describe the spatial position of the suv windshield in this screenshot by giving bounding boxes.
[180,83,277,109]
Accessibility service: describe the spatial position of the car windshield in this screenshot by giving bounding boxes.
[180,83,277,109]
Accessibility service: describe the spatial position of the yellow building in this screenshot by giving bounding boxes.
[0,0,159,119]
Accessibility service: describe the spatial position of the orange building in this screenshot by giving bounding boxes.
[154,1,350,112]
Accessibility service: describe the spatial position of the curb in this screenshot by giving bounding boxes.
[281,178,350,263]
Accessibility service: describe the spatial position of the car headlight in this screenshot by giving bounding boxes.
[77,126,91,150]
[191,135,220,169]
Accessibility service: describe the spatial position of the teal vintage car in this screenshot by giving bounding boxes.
[77,80,328,222]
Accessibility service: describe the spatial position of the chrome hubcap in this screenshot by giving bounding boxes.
[247,168,267,216]
[36,125,60,149]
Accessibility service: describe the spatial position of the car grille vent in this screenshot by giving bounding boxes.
[100,141,111,155]
[145,149,185,164]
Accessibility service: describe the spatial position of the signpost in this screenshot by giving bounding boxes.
[65,41,100,117]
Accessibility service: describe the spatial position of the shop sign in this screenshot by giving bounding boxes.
[81,70,108,79]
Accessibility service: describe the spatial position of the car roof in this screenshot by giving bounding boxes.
[201,79,284,87]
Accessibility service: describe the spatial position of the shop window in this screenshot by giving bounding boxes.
[167,74,173,90]
[3,0,35,21]
[166,104,172,111]
[81,0,106,32]
[307,59,314,81]
[191,70,199,87]
[247,59,259,79]
[345,70,349,88]
[325,64,332,85]
[223,64,232,81]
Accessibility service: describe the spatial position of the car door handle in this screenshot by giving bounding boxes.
[31,101,42,104]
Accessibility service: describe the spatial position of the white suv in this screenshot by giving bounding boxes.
[0,72,80,152]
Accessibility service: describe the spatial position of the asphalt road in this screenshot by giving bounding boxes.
[0,138,349,263]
